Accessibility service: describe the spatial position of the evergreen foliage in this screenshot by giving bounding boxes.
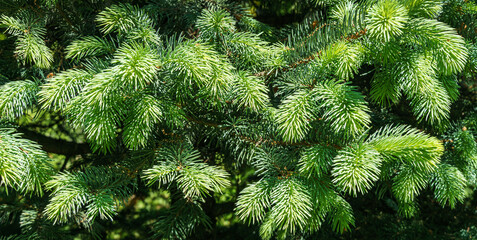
[0,0,476,239]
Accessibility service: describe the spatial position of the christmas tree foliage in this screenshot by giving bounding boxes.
[0,0,476,239]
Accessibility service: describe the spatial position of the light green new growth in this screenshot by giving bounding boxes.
[0,1,474,239]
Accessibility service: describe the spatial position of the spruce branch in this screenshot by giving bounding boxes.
[164,40,234,99]
[299,145,336,178]
[231,71,269,112]
[392,164,428,204]
[38,69,92,111]
[332,143,382,196]
[366,125,443,173]
[44,166,134,224]
[111,42,160,90]
[402,0,443,18]
[404,18,468,75]
[0,14,53,68]
[313,80,371,139]
[0,128,54,195]
[151,199,212,240]
[96,3,153,35]
[269,178,312,235]
[143,144,231,201]
[0,80,39,121]
[366,0,409,42]
[65,36,116,61]
[235,180,272,225]
[123,95,163,150]
[432,163,467,208]
[329,195,355,233]
[276,90,313,143]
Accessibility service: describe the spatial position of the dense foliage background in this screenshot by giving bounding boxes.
[0,0,476,239]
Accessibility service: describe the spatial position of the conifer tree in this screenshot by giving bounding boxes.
[0,0,476,239]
